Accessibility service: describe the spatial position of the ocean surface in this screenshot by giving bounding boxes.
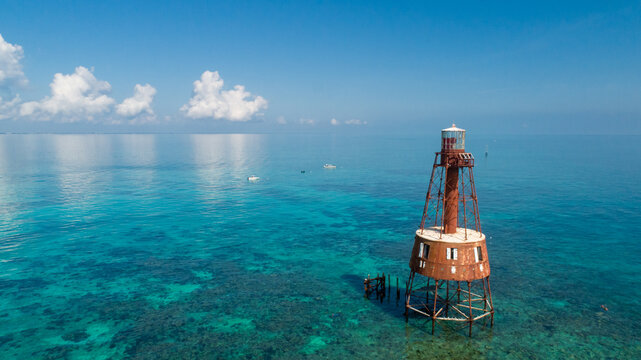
[0,133,639,359]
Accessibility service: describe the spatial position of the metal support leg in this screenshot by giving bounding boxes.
[432,280,439,335]
[467,281,473,337]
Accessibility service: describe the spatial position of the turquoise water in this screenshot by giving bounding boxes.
[0,133,639,359]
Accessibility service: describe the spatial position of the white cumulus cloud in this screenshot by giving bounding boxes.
[276,115,286,125]
[345,119,367,125]
[116,83,156,118]
[181,70,267,121]
[0,34,27,87]
[20,66,115,121]
[0,95,21,120]
[330,118,339,126]
[299,118,315,125]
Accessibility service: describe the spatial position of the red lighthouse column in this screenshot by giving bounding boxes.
[440,124,464,234]
[444,166,459,234]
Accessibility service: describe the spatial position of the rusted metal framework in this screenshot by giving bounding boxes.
[418,152,480,237]
[405,274,494,335]
[405,125,494,336]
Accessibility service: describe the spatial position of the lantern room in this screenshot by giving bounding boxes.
[441,124,465,152]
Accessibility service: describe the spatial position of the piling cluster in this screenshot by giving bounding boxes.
[363,273,401,302]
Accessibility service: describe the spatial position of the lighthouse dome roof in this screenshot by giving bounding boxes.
[442,123,465,132]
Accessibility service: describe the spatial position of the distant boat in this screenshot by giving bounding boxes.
[301,170,306,173]
[247,175,260,182]
[323,164,336,169]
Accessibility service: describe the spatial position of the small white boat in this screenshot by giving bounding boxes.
[247,175,260,182]
[323,164,336,169]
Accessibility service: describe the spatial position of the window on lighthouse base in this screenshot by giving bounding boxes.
[446,248,458,260]
[418,243,429,268]
[474,246,483,262]
[419,243,429,259]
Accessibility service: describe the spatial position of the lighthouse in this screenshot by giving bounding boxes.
[405,125,494,336]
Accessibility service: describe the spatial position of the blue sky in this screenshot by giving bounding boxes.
[0,0,639,134]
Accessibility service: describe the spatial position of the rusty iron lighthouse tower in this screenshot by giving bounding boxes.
[405,125,494,336]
